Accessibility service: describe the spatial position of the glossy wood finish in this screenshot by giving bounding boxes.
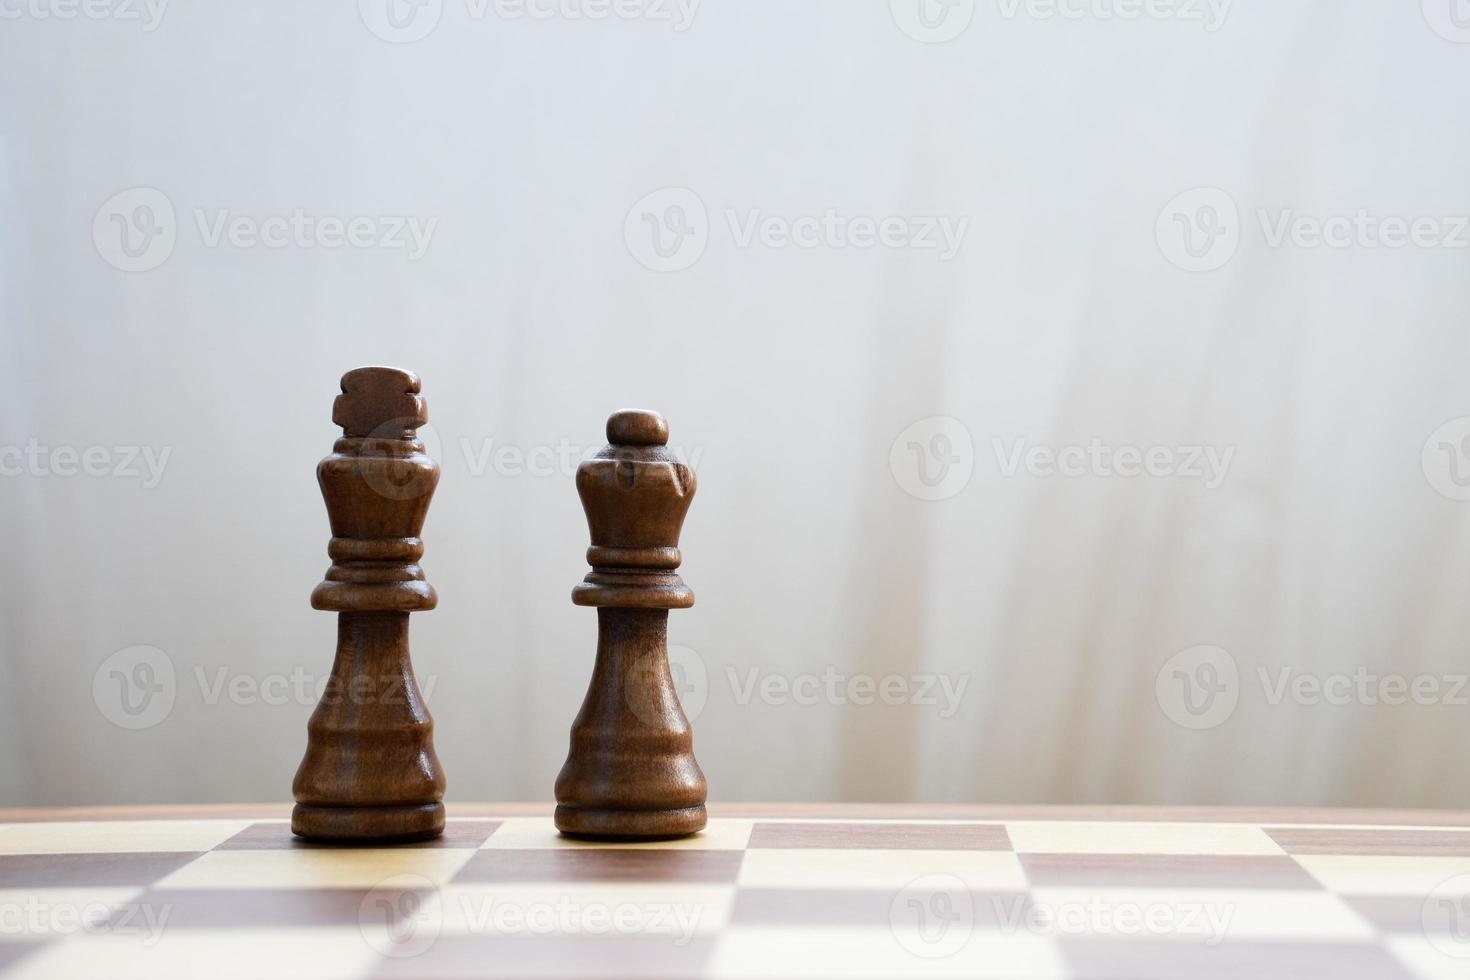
[554,410,707,840]
[290,367,446,843]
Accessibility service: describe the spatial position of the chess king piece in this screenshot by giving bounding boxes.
[555,409,707,840]
[292,367,446,843]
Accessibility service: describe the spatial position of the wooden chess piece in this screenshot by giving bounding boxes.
[292,367,446,843]
[555,409,707,840]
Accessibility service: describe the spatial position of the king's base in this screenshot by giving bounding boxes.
[554,804,707,841]
[291,802,445,843]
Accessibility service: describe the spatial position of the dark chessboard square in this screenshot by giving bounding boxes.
[731,888,1033,928]
[1060,939,1415,980]
[453,849,743,884]
[107,888,422,930]
[0,942,48,973]
[1022,854,1321,889]
[1266,826,1470,856]
[746,821,1011,850]
[217,820,502,851]
[369,934,715,979]
[0,852,202,888]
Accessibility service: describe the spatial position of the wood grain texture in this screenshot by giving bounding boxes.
[290,367,446,843]
[554,410,707,841]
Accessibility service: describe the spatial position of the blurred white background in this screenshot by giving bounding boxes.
[2,0,1469,809]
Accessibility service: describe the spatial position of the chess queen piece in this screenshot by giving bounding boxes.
[555,410,707,840]
[292,367,446,843]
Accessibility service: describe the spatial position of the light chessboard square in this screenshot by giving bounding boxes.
[367,934,717,979]
[1024,887,1376,942]
[707,926,1068,979]
[1057,938,1416,980]
[153,848,478,891]
[0,822,252,856]
[1292,855,1470,896]
[1,927,380,980]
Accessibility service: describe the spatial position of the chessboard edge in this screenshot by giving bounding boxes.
[3,802,1470,826]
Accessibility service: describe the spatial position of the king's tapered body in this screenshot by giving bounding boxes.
[292,366,446,843]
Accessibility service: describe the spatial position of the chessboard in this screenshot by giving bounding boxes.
[2,804,1470,979]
